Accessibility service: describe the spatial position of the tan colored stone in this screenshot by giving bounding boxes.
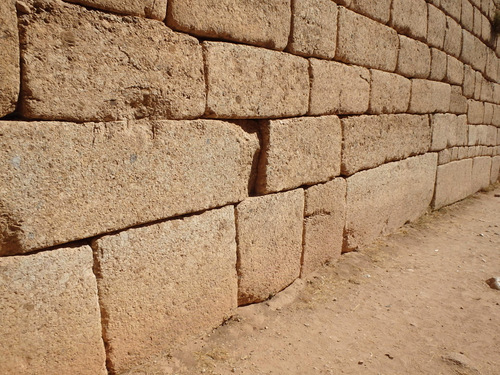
[446,55,464,85]
[493,84,500,104]
[471,156,492,192]
[462,64,476,98]
[491,156,500,183]
[167,0,290,50]
[427,4,446,48]
[65,0,166,19]
[433,159,473,209]
[204,42,309,119]
[0,120,259,255]
[390,0,428,41]
[461,30,487,72]
[442,0,462,20]
[429,48,448,81]
[341,114,431,175]
[0,245,106,375]
[481,12,492,42]
[444,17,463,58]
[469,125,480,145]
[486,49,499,82]
[256,116,342,194]
[397,35,431,78]
[474,71,483,100]
[494,105,500,126]
[369,69,411,114]
[236,189,304,305]
[438,148,452,164]
[474,6,482,36]
[484,102,495,124]
[302,179,346,276]
[347,0,391,23]
[309,59,370,115]
[286,0,338,59]
[336,7,399,71]
[462,0,475,31]
[480,80,494,102]
[345,154,437,251]
[431,114,468,151]
[0,0,19,117]
[487,125,498,145]
[409,80,451,113]
[93,206,237,373]
[450,85,468,114]
[468,99,485,124]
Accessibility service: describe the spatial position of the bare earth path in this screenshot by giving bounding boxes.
[129,185,500,375]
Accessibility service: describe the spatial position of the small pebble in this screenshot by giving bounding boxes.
[486,277,500,290]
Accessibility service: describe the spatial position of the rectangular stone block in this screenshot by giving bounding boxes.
[474,71,483,100]
[427,4,446,48]
[302,179,346,276]
[390,0,428,41]
[474,6,483,36]
[486,49,499,82]
[0,245,107,375]
[64,0,167,19]
[429,48,448,81]
[480,80,494,102]
[481,12,492,42]
[462,0,474,31]
[463,64,476,98]
[444,17,463,58]
[236,189,304,305]
[347,0,391,23]
[369,69,411,114]
[341,114,431,175]
[204,42,309,119]
[19,2,205,121]
[471,156,492,193]
[345,154,437,251]
[494,105,500,126]
[433,159,473,209]
[0,119,259,255]
[431,114,468,151]
[167,0,290,50]
[336,7,398,71]
[446,55,464,85]
[397,35,431,78]
[93,206,237,373]
[441,0,462,20]
[461,30,487,72]
[286,0,338,59]
[256,116,342,194]
[491,156,500,183]
[468,99,485,124]
[484,102,494,124]
[409,79,451,113]
[450,86,468,113]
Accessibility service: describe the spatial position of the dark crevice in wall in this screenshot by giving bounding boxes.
[233,205,243,307]
[201,42,212,118]
[299,195,307,278]
[284,0,297,52]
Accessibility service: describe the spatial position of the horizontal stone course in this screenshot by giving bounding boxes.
[65,0,167,19]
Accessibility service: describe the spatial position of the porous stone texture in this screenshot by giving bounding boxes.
[450,86,468,113]
[446,55,464,85]
[0,0,19,117]
[429,48,448,81]
[471,156,493,193]
[309,59,370,115]
[427,4,446,48]
[468,99,485,124]
[431,113,468,151]
[484,102,495,124]
[166,0,290,50]
[397,35,431,78]
[433,159,473,209]
[302,179,346,276]
[491,156,500,183]
[390,0,428,41]
[0,245,107,375]
[441,0,462,21]
[64,0,167,19]
[336,7,399,71]
[463,64,476,98]
[0,120,259,255]
[256,116,342,194]
[461,30,487,72]
[474,71,483,100]
[347,0,391,23]
[93,206,238,373]
[409,80,451,113]
[474,6,482,36]
[204,42,309,119]
[345,154,438,251]
[19,2,205,121]
[286,0,338,59]
[444,16,463,58]
[485,50,498,82]
[236,189,304,305]
[481,80,494,102]
[341,114,431,175]
[461,0,474,31]
[369,70,411,114]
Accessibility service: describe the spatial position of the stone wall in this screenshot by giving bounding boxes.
[1,0,499,373]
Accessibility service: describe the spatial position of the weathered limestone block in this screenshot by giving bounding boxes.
[438,148,452,164]
[397,35,431,78]
[481,12,492,42]
[474,6,482,36]
[0,120,259,255]
[450,86,468,114]
[302,179,346,276]
[341,114,431,175]
[463,65,476,98]
[441,0,462,20]
[484,102,494,124]
[471,156,492,193]
[0,0,19,117]
[468,125,480,145]
[167,0,290,50]
[369,69,411,114]
[429,48,448,81]
[433,159,473,209]
[390,0,428,41]
[461,30,487,72]
[461,0,474,31]
[427,4,446,48]
[491,156,500,183]
[0,245,106,375]
[444,17,462,58]
[286,0,338,59]
[446,55,464,85]
[494,84,500,104]
[345,154,437,251]
[431,114,468,151]
[309,59,370,115]
[256,116,342,194]
[480,80,494,102]
[204,42,309,119]
[336,7,399,71]
[494,105,500,126]
[64,0,167,19]
[468,99,485,124]
[486,49,499,82]
[347,0,391,23]
[487,125,498,145]
[409,80,451,113]
[236,189,304,305]
[474,71,483,100]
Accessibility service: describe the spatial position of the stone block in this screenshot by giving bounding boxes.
[397,35,431,78]
[481,13,492,42]
[0,245,106,375]
[484,102,494,124]
[474,6,483,36]
[347,0,391,23]
[441,0,462,20]
[446,55,464,85]
[0,0,19,117]
[433,159,473,209]
[369,69,411,114]
[491,156,500,183]
[167,0,290,50]
[461,30,487,72]
[236,189,304,305]
[286,0,338,59]
[487,125,498,145]
[336,7,399,71]
[409,80,451,113]
[438,149,452,164]
[429,48,448,81]
[0,119,259,255]
[444,17,463,58]
[471,156,492,192]
[204,42,309,119]
[309,59,370,115]
[469,125,480,145]
[468,99,485,124]
[474,71,483,100]
[431,114,468,151]
[93,206,237,373]
[302,179,346,276]
[494,84,500,104]
[450,85,468,113]
[462,0,475,31]
[462,64,476,98]
[427,4,446,48]
[341,114,431,175]
[390,0,428,41]
[256,116,342,194]
[480,80,494,102]
[65,0,166,19]
[19,2,205,121]
[494,105,500,126]
[345,154,437,251]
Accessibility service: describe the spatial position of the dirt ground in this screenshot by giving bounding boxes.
[127,185,500,375]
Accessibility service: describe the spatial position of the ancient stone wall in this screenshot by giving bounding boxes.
[1,0,499,373]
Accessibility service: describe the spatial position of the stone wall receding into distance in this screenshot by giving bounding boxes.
[1,0,500,373]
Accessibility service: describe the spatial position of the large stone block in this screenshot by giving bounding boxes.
[336,7,399,71]
[480,80,494,102]
[474,71,483,100]
[64,0,167,19]
[468,99,485,124]
[397,35,431,78]
[0,245,106,375]
[236,189,304,305]
[93,206,237,373]
[167,0,290,50]
[347,0,391,23]
[0,0,19,117]
[286,0,338,59]
[450,86,468,114]
[204,42,309,119]
[481,12,492,42]
[369,69,411,114]
[409,80,451,113]
[256,116,342,194]
[427,4,446,48]
[345,154,437,251]
[491,156,500,183]
[461,30,487,72]
[441,0,462,20]
[433,159,473,209]
[302,179,346,276]
[484,102,494,124]
[471,156,492,193]
[0,119,259,255]
[462,64,476,98]
[341,114,431,175]
[429,48,447,81]
[474,6,482,36]
[431,114,468,151]
[461,0,474,31]
[390,0,428,41]
[486,49,499,82]
[444,17,463,58]
[446,55,464,85]
[309,59,370,115]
